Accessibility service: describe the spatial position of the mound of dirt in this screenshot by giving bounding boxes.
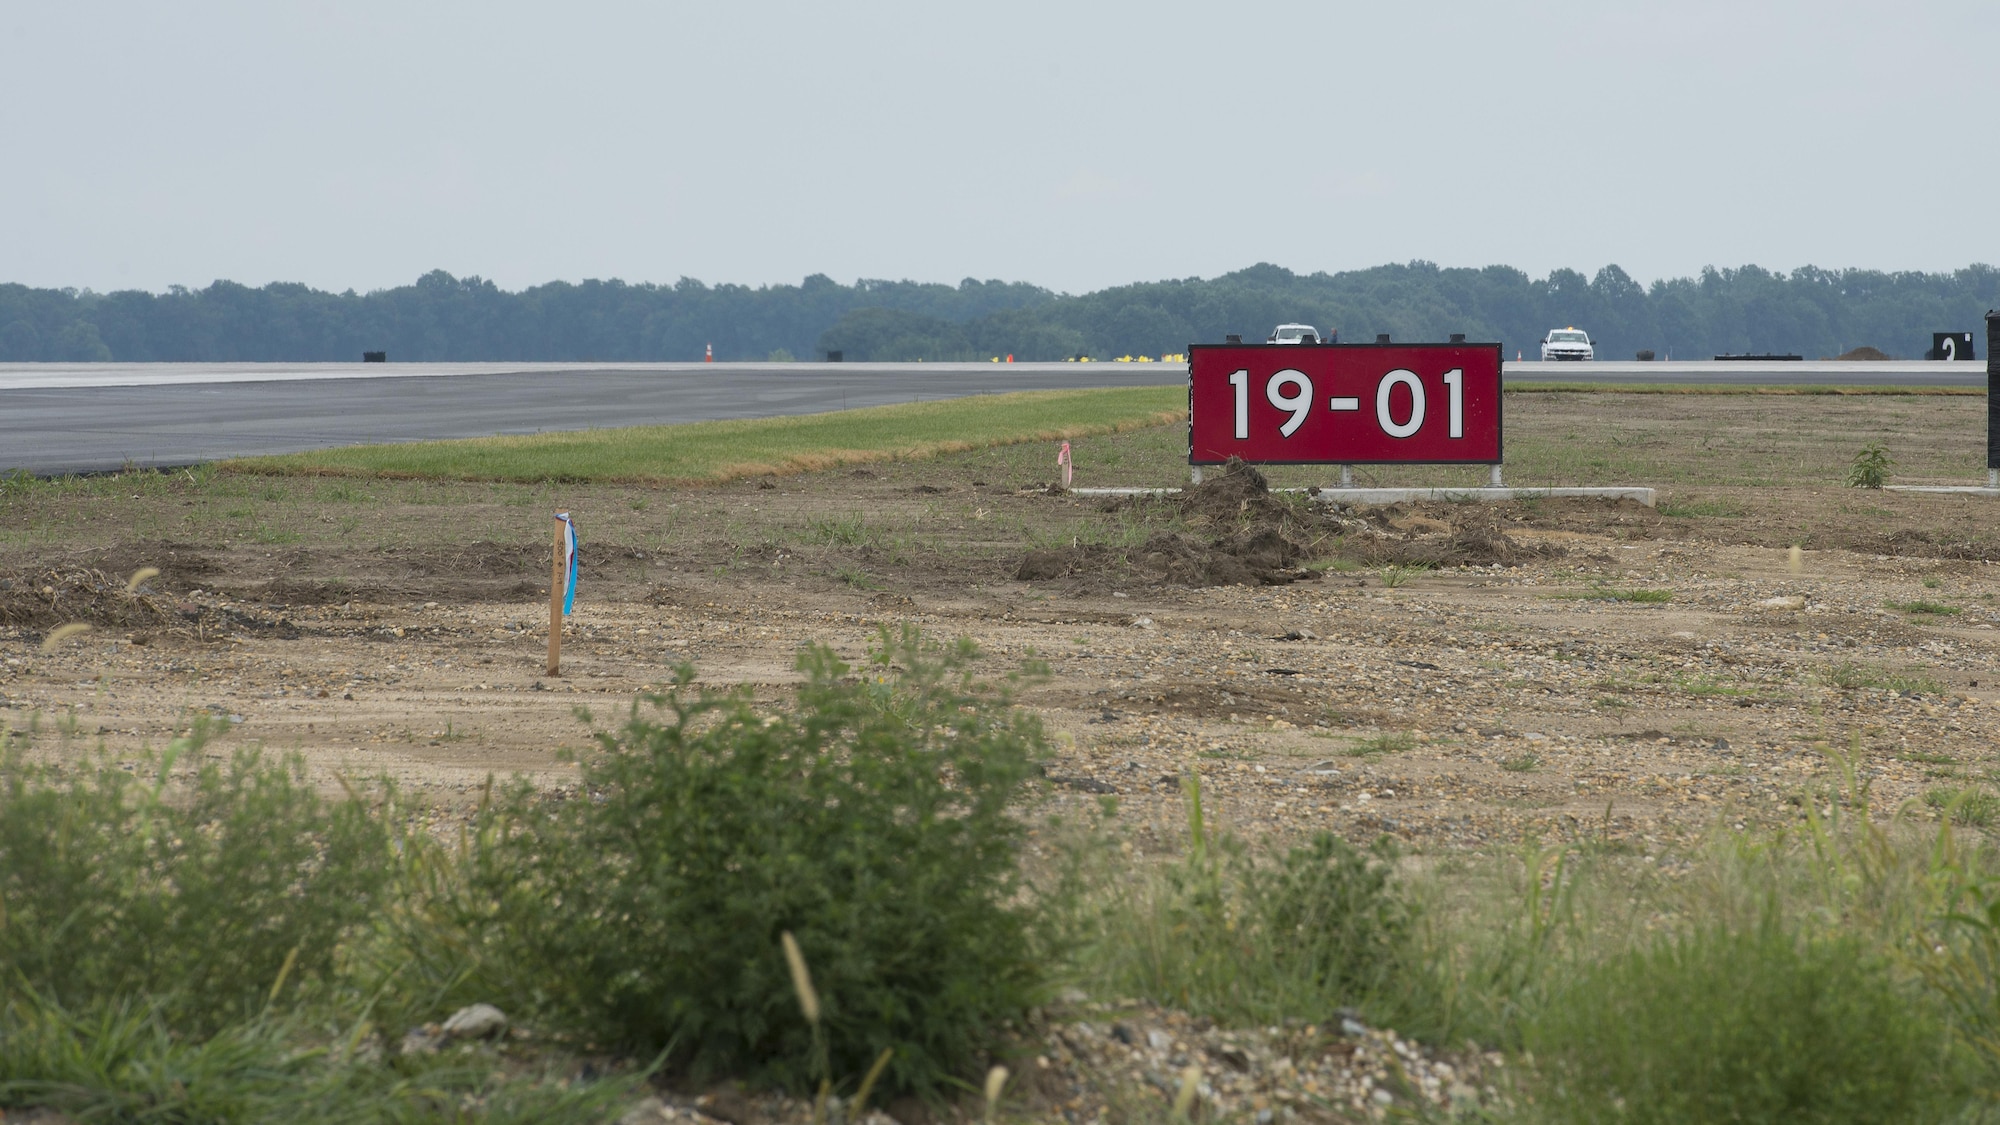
[1014,462,1563,587]
[1148,460,1322,586]
[1180,459,1292,525]
[0,568,174,630]
[1135,529,1311,586]
[1835,346,1892,361]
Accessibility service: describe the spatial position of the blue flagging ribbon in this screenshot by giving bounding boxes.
[558,513,578,615]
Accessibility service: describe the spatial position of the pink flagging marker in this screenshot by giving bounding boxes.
[1057,441,1073,488]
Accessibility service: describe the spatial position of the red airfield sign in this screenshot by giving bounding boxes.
[1188,343,1503,465]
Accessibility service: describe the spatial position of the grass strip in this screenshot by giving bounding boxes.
[1506,382,1983,395]
[218,386,1187,484]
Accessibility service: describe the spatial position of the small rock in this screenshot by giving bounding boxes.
[1760,595,1806,609]
[618,1096,671,1125]
[1210,1044,1251,1071]
[1147,1028,1174,1051]
[1278,627,1317,641]
[1132,616,1156,630]
[440,1002,508,1040]
[694,1086,761,1124]
[399,1023,444,1056]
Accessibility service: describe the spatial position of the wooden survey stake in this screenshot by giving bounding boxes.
[547,515,565,675]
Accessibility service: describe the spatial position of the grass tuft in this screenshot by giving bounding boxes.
[1347,732,1417,757]
[1925,787,2000,828]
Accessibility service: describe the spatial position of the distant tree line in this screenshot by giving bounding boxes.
[2,262,1995,364]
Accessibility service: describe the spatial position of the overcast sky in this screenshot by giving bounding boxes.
[4,0,1992,295]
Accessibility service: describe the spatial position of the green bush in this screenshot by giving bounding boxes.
[0,730,390,1032]
[1250,833,1411,1001]
[1079,777,1414,1026]
[1523,918,1962,1124]
[450,627,1051,1097]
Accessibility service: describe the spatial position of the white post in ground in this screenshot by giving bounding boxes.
[1340,464,1354,487]
[547,515,565,676]
[1191,466,1204,485]
[1489,464,1504,487]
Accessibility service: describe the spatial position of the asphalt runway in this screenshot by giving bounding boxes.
[0,359,1985,475]
[1506,360,1986,385]
[0,363,1181,475]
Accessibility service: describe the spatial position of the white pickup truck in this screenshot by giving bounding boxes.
[1268,323,1329,344]
[1540,327,1593,361]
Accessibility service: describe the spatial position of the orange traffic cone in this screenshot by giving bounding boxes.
[1006,354,1014,363]
[705,343,713,362]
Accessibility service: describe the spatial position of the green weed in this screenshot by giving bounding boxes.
[1846,441,1894,488]
[1377,564,1429,589]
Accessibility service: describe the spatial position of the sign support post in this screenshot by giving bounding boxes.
[1990,310,1999,490]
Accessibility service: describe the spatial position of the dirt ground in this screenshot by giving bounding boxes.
[2,392,1998,859]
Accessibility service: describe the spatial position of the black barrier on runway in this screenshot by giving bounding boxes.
[1932,332,1977,361]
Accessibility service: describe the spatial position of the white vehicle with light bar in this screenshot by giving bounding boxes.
[1268,323,1329,345]
[1540,327,1593,361]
